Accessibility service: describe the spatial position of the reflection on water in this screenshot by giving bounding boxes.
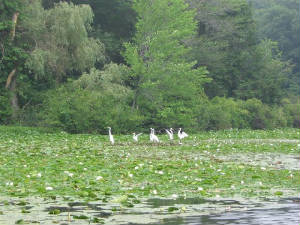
[0,197,299,225]
[147,197,246,207]
[147,198,300,225]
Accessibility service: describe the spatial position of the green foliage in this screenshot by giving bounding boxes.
[0,91,12,123]
[73,63,131,99]
[196,97,299,130]
[41,64,142,133]
[280,98,300,128]
[197,97,250,130]
[250,0,300,94]
[123,0,210,128]
[0,0,298,132]
[189,0,257,98]
[0,0,29,122]
[235,40,291,104]
[23,1,105,83]
[189,0,293,104]
[0,125,299,207]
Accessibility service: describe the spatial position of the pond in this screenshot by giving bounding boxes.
[0,196,299,224]
[145,198,300,225]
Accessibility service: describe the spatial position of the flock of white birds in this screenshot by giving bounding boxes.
[107,127,188,145]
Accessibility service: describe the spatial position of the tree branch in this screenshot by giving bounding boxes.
[0,43,4,63]
[10,12,19,41]
[5,68,17,89]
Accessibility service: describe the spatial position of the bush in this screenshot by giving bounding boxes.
[40,85,142,134]
[196,97,294,131]
[0,91,12,124]
[197,97,250,130]
[281,98,300,128]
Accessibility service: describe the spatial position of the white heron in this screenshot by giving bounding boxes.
[165,128,174,140]
[150,128,154,142]
[107,127,114,145]
[178,128,188,144]
[150,128,160,143]
[133,132,143,142]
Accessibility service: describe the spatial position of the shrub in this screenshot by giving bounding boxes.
[197,97,250,130]
[40,65,143,134]
[0,92,12,124]
[281,98,300,128]
[40,85,142,134]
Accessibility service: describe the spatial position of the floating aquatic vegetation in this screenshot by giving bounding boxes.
[0,126,299,224]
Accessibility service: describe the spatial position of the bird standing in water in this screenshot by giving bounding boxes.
[150,128,160,143]
[178,128,188,144]
[166,128,174,140]
[133,132,143,142]
[107,127,114,145]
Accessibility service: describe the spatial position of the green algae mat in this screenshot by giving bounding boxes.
[0,126,299,224]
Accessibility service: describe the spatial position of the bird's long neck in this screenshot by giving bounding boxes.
[108,129,112,136]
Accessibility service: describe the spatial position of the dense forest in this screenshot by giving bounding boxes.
[0,0,299,133]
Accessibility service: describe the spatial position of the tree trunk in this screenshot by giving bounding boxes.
[10,74,19,119]
[5,68,17,89]
[10,12,19,40]
[5,12,20,120]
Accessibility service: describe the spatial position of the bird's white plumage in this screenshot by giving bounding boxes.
[150,128,159,143]
[178,128,188,144]
[108,127,114,145]
[150,128,154,142]
[166,128,174,140]
[133,132,143,142]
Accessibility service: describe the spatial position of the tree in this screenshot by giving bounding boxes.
[123,0,209,128]
[235,39,291,104]
[188,0,258,98]
[249,0,300,95]
[23,1,105,84]
[0,0,105,121]
[0,0,27,120]
[42,0,137,64]
[187,0,292,104]
[41,64,142,133]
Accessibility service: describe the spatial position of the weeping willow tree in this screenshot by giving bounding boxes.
[1,0,105,120]
[23,1,105,84]
[123,0,210,128]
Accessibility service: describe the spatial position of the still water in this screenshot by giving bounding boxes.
[146,198,300,225]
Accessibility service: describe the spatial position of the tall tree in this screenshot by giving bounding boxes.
[188,0,258,98]
[249,0,300,95]
[235,40,291,104]
[123,0,209,128]
[188,0,291,104]
[23,1,105,84]
[0,0,27,120]
[42,0,137,64]
[0,0,105,121]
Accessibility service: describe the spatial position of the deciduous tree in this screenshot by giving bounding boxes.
[123,0,209,128]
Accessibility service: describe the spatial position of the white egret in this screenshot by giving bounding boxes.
[107,127,114,145]
[151,128,160,143]
[165,128,174,140]
[150,128,154,142]
[178,128,188,144]
[133,132,143,142]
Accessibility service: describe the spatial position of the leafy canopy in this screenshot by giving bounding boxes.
[123,0,210,128]
[23,1,105,83]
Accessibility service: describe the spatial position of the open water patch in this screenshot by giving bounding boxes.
[0,196,299,225]
[144,197,300,225]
